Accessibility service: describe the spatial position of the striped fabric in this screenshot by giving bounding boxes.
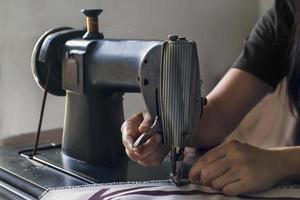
[40,180,300,200]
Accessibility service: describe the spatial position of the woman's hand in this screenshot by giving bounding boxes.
[189,140,282,196]
[121,111,170,166]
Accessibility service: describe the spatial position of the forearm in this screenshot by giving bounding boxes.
[274,146,300,181]
[194,68,272,148]
[194,99,229,148]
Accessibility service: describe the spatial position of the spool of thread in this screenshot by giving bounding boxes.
[86,16,98,33]
[81,9,104,40]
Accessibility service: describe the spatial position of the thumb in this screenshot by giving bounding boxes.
[138,111,152,133]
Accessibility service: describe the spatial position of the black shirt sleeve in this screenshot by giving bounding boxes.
[232,0,294,88]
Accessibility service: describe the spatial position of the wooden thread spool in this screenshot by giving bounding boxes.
[81,9,104,40]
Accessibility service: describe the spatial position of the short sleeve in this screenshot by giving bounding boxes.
[232,1,293,88]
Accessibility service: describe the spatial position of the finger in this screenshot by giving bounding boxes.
[200,157,230,186]
[138,144,170,166]
[122,126,138,151]
[124,112,144,129]
[222,180,247,196]
[211,169,240,191]
[125,148,141,162]
[134,133,162,160]
[189,144,226,182]
[139,111,153,132]
[121,113,144,150]
[137,149,161,166]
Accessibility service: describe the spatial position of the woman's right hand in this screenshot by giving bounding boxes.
[121,110,170,166]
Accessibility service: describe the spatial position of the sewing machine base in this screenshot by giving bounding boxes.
[0,130,191,200]
[20,145,178,184]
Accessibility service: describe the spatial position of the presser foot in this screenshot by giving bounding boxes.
[170,173,182,186]
[170,172,190,186]
[170,147,188,186]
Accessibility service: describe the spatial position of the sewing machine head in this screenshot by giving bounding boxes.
[31,9,205,184]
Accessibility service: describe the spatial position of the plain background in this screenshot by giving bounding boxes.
[0,0,273,138]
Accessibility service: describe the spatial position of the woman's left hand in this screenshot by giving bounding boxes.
[189,140,282,196]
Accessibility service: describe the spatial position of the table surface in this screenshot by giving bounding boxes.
[0,128,63,147]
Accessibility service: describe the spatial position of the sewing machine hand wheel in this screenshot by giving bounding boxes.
[31,27,85,96]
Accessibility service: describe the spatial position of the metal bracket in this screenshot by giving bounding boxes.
[62,51,85,94]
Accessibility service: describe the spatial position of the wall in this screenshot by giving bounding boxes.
[0,0,259,138]
[259,0,274,16]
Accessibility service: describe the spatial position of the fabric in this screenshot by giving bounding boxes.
[40,180,300,200]
[232,0,295,89]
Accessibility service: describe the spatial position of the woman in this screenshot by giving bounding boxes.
[121,0,300,196]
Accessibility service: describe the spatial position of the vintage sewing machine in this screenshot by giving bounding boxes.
[0,9,205,199]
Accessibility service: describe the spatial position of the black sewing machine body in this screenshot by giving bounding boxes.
[32,25,201,166]
[61,37,163,165]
